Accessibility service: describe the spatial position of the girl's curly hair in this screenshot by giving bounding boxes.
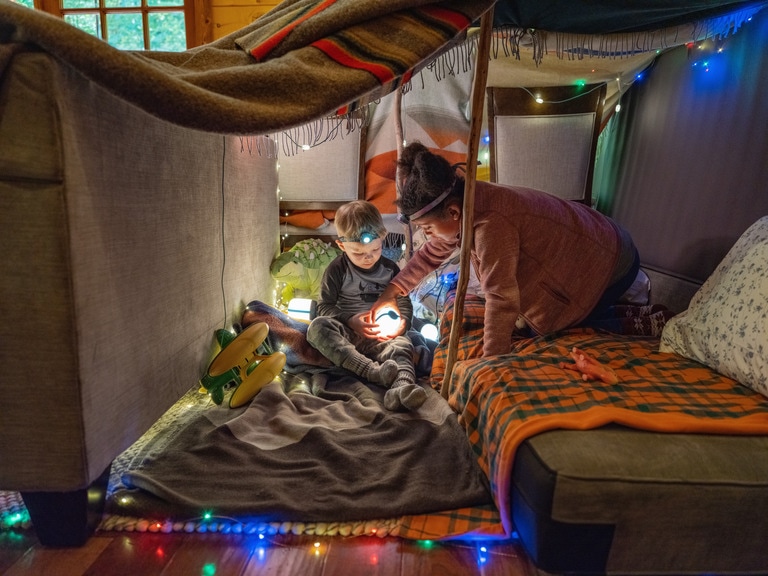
[397,142,464,219]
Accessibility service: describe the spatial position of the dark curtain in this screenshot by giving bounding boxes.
[593,6,768,282]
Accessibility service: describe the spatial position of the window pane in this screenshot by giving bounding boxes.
[64,12,102,38]
[105,0,141,8]
[106,12,145,50]
[63,0,99,8]
[9,0,35,8]
[148,0,184,6]
[148,11,187,51]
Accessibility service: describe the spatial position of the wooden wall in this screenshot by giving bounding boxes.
[209,0,279,41]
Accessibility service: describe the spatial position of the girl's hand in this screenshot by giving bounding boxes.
[371,284,403,319]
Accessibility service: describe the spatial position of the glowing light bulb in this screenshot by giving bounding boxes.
[535,97,544,104]
[375,307,401,338]
[301,144,311,151]
[420,323,439,342]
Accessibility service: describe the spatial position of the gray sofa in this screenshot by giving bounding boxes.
[0,50,279,546]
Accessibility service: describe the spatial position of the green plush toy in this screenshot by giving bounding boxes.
[270,238,341,305]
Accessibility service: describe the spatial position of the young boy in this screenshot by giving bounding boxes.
[306,200,426,411]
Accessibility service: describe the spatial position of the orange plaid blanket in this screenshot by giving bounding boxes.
[394,295,768,540]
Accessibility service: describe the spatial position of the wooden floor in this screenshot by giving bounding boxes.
[1,529,539,576]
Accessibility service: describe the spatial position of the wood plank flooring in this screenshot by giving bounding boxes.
[1,529,539,575]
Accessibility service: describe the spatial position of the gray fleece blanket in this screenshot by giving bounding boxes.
[105,301,490,522]
[108,372,491,522]
[0,0,493,134]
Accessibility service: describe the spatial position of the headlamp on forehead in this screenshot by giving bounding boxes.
[338,230,378,244]
[396,183,454,225]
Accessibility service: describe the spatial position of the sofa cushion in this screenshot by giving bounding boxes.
[512,426,768,574]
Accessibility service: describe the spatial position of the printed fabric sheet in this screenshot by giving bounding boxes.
[429,294,768,538]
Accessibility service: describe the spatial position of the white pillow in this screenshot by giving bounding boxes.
[660,216,768,397]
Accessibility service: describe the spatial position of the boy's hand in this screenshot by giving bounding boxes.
[372,314,406,342]
[369,302,405,341]
[348,312,381,340]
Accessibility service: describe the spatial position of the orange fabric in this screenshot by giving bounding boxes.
[279,210,336,229]
[365,151,399,215]
[425,295,768,538]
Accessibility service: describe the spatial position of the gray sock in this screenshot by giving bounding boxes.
[384,370,427,411]
[341,353,373,378]
[341,355,397,386]
[369,359,398,386]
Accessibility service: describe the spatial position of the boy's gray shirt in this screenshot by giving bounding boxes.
[316,254,413,328]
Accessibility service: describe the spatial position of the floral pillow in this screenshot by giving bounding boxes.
[660,216,768,398]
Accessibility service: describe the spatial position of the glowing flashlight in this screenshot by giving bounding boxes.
[374,307,400,338]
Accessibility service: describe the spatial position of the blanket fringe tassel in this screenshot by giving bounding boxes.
[493,3,762,63]
[262,1,764,156]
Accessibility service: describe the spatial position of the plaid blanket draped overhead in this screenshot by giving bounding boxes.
[0,0,494,133]
[236,0,487,112]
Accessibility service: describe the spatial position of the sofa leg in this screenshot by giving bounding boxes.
[20,464,111,547]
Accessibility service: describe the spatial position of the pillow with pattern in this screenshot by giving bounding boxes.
[660,216,768,398]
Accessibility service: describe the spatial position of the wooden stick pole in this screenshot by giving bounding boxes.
[393,88,414,259]
[442,7,494,399]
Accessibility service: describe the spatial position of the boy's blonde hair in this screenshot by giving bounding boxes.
[335,200,387,242]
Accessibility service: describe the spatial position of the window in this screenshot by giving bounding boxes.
[12,0,203,50]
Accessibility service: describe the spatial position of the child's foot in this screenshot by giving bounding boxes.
[621,309,676,337]
[367,359,398,386]
[384,371,427,411]
[614,304,669,317]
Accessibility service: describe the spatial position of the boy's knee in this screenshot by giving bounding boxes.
[306,318,325,343]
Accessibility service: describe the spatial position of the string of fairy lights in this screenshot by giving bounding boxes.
[0,496,519,569]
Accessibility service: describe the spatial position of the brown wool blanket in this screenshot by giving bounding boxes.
[0,0,494,134]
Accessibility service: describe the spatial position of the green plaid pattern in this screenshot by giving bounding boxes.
[423,295,768,538]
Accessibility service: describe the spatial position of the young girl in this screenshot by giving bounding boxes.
[374,142,671,357]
